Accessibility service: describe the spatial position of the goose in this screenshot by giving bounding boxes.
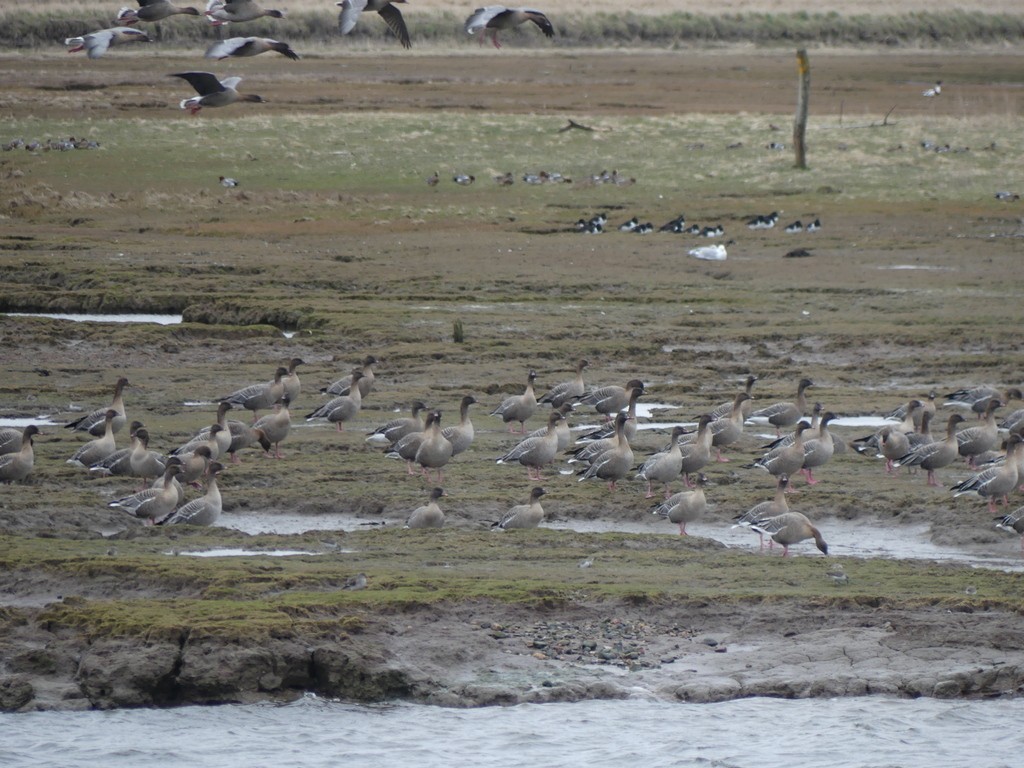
[225,421,272,463]
[747,421,810,478]
[574,386,643,444]
[492,486,546,530]
[651,473,708,535]
[885,390,937,428]
[65,27,151,58]
[405,487,445,529]
[497,411,562,480]
[764,403,822,452]
[128,428,168,487]
[386,411,437,475]
[895,414,965,486]
[577,413,633,491]
[750,511,828,557]
[0,425,39,483]
[117,1,200,24]
[218,366,287,422]
[254,397,291,458]
[324,355,378,398]
[853,399,920,456]
[65,377,129,437]
[0,426,28,456]
[173,403,233,459]
[177,445,213,487]
[464,6,555,49]
[306,371,363,431]
[67,410,119,468]
[951,434,1021,513]
[157,462,224,526]
[799,412,836,485]
[905,410,935,451]
[441,395,477,456]
[205,0,284,25]
[678,414,713,487]
[705,393,750,462]
[204,36,299,60]
[748,377,813,435]
[281,357,305,404]
[970,388,1022,419]
[110,464,182,524]
[636,425,686,498]
[337,0,411,49]
[708,375,758,421]
[490,370,538,433]
[877,426,910,475]
[994,507,1024,552]
[172,72,265,115]
[88,421,147,477]
[999,406,1024,435]
[733,474,791,550]
[577,378,645,421]
[522,401,573,451]
[956,399,1002,466]
[366,400,426,447]
[414,410,454,483]
[538,359,588,408]
[944,384,1002,413]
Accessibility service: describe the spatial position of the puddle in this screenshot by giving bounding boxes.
[217,512,386,535]
[0,416,60,428]
[167,548,326,558]
[877,265,955,271]
[5,312,183,325]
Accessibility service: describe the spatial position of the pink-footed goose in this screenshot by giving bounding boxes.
[65,377,129,437]
[651,473,708,535]
[492,486,546,530]
[337,0,411,49]
[405,487,446,529]
[0,425,39,483]
[464,6,555,49]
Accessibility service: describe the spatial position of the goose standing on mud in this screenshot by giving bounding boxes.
[65,377,129,437]
[751,511,829,557]
[173,403,232,459]
[254,396,292,459]
[636,425,687,498]
[128,428,169,488]
[218,366,287,422]
[66,410,119,469]
[117,1,201,24]
[172,72,265,115]
[490,370,538,433]
[995,507,1024,552]
[652,473,708,535]
[538,359,588,408]
[441,395,477,456]
[577,378,645,422]
[733,474,791,550]
[306,371,364,431]
[577,412,633,491]
[337,0,411,49]
[110,464,182,524]
[709,375,758,421]
[205,0,285,25]
[157,462,225,526]
[492,486,547,530]
[64,27,151,58]
[496,411,562,481]
[956,399,1002,466]
[464,6,555,49]
[799,411,836,485]
[386,410,438,475]
[747,421,810,479]
[414,410,454,483]
[0,425,39,484]
[89,421,146,477]
[951,434,1021,514]
[365,400,426,448]
[204,36,299,59]
[405,487,446,529]
[747,377,813,436]
[323,355,378,398]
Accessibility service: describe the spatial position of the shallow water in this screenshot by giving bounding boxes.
[1,695,1019,768]
[4,312,183,325]
[0,416,59,428]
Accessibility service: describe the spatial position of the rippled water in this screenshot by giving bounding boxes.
[1,695,1019,768]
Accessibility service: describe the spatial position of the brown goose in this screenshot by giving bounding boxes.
[254,397,291,458]
[464,6,555,49]
[64,27,151,58]
[117,0,200,24]
[577,412,633,491]
[652,473,708,535]
[157,462,225,527]
[337,0,411,49]
[885,389,937,428]
[878,426,911,475]
[799,412,836,485]
[575,386,643,444]
[956,399,1001,466]
[173,404,232,459]
[708,375,758,421]
[405,487,446,529]
[490,370,538,433]
[324,355,378,398]
[172,72,265,115]
[678,414,714,487]
[636,425,687,498]
[751,511,829,557]
[225,421,271,463]
[538,359,588,408]
[128,428,168,487]
[414,410,454,483]
[306,371,363,431]
[0,425,39,483]
[493,487,547,530]
[87,420,146,477]
[366,400,426,447]
[441,395,477,456]
[747,421,810,478]
[578,378,645,422]
[497,411,562,480]
[387,411,437,475]
[178,445,213,487]
[733,474,791,550]
[219,366,287,422]
[204,36,299,60]
[995,506,1024,552]
[748,377,813,435]
[951,434,1021,513]
[281,357,304,404]
[205,0,285,24]
[707,392,750,462]
[65,377,129,436]
[67,409,119,468]
[110,464,182,524]
[895,414,964,486]
[853,399,920,456]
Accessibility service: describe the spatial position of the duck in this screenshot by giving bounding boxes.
[750,511,828,557]
[110,464,182,524]
[0,425,39,483]
[994,506,1024,552]
[733,474,791,550]
[497,411,563,480]
[659,214,686,232]
[337,0,411,49]
[66,409,119,468]
[323,355,378,398]
[426,171,440,187]
[577,412,633,491]
[116,1,200,24]
[205,0,284,25]
[897,415,966,487]
[405,487,446,529]
[157,462,225,526]
[806,218,822,232]
[205,36,297,59]
[799,412,836,485]
[171,72,265,115]
[636,425,687,498]
[128,428,169,487]
[254,397,291,459]
[746,211,779,229]
[708,375,758,421]
[493,171,515,185]
[538,358,588,408]
[577,378,645,421]
[441,395,477,456]
[748,377,814,436]
[218,366,287,422]
[414,410,454,483]
[747,421,810,478]
[492,486,547,530]
[490,370,538,433]
[88,421,147,477]
[651,473,708,535]
[951,434,1021,513]
[464,6,555,49]
[64,27,151,58]
[64,377,129,437]
[366,400,427,447]
[617,216,639,232]
[956,399,1002,466]
[306,371,363,431]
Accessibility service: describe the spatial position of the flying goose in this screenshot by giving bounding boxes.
[65,27,151,58]
[464,6,555,49]
[337,0,411,49]
[117,1,200,24]
[651,473,708,535]
[205,36,299,60]
[65,377,129,437]
[490,370,538,433]
[171,72,265,115]
[405,487,446,529]
[205,0,284,25]
[492,486,546,530]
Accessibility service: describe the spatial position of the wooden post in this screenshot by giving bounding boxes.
[794,49,810,170]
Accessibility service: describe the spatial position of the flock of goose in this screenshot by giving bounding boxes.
[62,2,558,112]
[3,360,1024,556]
